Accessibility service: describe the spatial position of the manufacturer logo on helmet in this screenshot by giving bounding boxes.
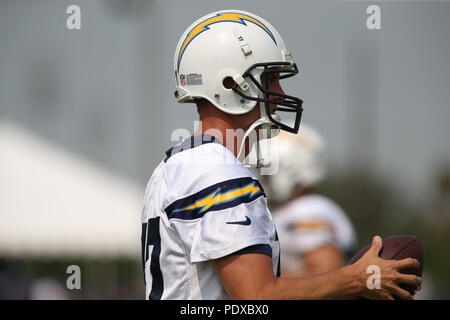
[180,74,186,86]
[177,12,277,72]
[180,73,203,86]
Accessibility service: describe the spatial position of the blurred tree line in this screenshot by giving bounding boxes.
[0,257,144,299]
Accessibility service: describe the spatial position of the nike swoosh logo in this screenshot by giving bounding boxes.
[226,216,251,226]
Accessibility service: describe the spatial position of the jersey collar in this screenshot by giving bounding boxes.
[164,134,218,162]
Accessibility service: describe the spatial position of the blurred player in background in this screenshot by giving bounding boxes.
[262,124,357,278]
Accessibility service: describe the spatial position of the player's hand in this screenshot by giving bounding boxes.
[352,235,422,300]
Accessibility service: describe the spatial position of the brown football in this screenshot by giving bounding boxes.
[347,235,424,299]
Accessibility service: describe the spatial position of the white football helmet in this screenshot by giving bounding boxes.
[267,123,327,202]
[173,10,303,165]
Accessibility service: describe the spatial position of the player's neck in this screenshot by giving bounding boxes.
[193,116,239,157]
[194,104,253,158]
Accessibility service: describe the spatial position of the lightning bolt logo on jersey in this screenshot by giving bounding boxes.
[141,135,280,299]
[166,179,264,219]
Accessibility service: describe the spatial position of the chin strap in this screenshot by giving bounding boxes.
[237,104,280,168]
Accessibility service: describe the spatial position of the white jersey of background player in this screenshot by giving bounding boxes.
[264,124,357,277]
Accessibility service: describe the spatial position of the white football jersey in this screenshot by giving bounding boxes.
[141,135,280,300]
[273,194,356,273]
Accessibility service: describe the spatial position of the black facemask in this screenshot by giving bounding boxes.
[232,62,303,134]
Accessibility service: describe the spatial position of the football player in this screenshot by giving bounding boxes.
[263,124,357,278]
[141,9,421,299]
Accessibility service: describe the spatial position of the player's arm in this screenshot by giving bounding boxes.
[213,252,358,299]
[213,236,421,300]
[282,244,346,278]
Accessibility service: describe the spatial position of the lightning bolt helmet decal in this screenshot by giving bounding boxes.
[177,12,276,72]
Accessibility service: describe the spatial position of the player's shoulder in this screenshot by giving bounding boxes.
[163,134,253,180]
[164,134,236,161]
[161,134,259,208]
